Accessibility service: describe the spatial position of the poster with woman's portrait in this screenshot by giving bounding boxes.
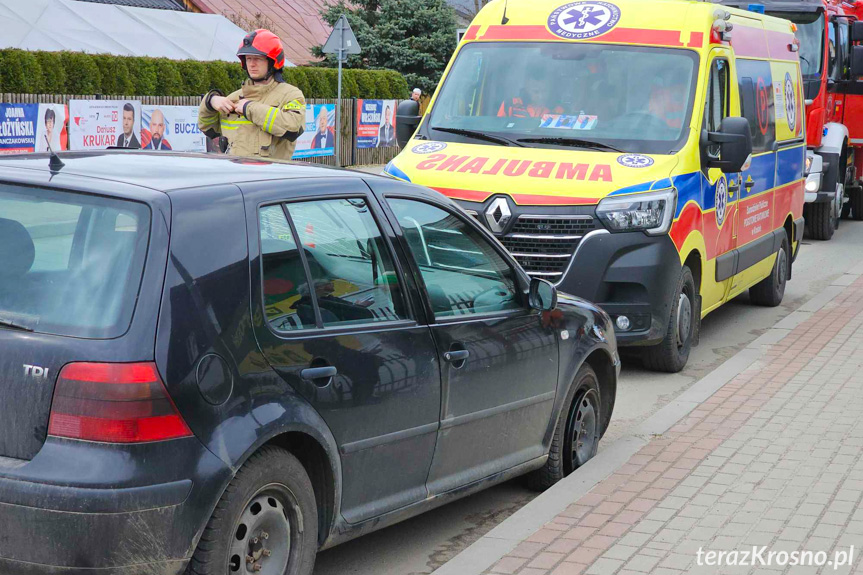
[35,104,68,153]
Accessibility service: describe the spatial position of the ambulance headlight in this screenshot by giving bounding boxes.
[596,188,677,235]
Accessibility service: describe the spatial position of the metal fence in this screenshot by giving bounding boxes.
[0,93,402,167]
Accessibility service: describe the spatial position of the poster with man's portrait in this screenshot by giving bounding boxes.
[292,104,336,159]
[356,100,397,148]
[69,100,142,150]
[141,106,206,152]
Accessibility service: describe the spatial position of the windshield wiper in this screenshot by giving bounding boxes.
[0,318,34,332]
[516,137,624,153]
[433,127,523,147]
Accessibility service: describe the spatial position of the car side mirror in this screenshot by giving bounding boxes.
[852,20,863,42]
[396,100,421,148]
[852,45,863,78]
[705,117,753,174]
[529,277,558,311]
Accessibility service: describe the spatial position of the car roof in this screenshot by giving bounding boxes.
[0,150,371,192]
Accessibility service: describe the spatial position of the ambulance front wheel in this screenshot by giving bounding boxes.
[643,266,697,373]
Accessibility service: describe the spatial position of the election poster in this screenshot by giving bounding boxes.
[356,99,397,148]
[69,100,142,150]
[292,104,336,159]
[0,103,68,154]
[141,106,206,152]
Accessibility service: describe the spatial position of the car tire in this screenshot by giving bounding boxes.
[188,447,318,575]
[749,234,789,307]
[643,266,697,373]
[807,200,835,240]
[526,364,601,492]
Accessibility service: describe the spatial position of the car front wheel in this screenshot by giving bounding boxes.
[188,446,318,575]
[526,364,602,491]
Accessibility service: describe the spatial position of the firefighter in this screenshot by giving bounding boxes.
[199,29,305,159]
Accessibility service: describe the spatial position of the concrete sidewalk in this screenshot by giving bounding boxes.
[436,271,863,575]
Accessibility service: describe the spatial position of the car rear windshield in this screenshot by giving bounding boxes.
[0,184,150,339]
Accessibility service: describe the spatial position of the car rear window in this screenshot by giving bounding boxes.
[0,184,150,338]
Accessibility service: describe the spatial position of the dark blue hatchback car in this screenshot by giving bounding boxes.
[0,152,618,575]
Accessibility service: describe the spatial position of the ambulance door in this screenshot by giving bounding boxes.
[700,49,740,311]
[730,55,787,298]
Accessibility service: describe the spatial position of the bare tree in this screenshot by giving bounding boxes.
[223,9,277,33]
[473,0,491,15]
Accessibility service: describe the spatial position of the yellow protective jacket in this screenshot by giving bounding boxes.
[198,79,306,160]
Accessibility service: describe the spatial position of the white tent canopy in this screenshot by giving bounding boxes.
[0,0,277,63]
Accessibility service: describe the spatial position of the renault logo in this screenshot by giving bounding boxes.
[484,197,512,233]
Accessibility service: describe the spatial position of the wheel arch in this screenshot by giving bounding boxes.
[264,431,338,547]
[582,347,617,439]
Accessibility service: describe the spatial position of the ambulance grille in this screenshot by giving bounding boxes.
[500,215,601,280]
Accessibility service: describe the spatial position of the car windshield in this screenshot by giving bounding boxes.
[774,11,824,78]
[428,42,699,154]
[0,185,150,338]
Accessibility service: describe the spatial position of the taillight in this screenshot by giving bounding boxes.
[48,362,193,443]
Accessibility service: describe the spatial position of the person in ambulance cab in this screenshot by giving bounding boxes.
[198,29,305,160]
[498,68,563,118]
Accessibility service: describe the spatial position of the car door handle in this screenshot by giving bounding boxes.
[443,350,470,363]
[744,179,755,191]
[301,366,338,381]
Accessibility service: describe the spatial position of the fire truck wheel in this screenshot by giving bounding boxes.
[850,187,863,221]
[807,201,835,240]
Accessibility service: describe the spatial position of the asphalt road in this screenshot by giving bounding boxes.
[313,218,863,575]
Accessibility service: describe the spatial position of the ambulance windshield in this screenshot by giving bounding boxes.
[428,42,698,154]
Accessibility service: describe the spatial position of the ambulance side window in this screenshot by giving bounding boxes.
[703,58,729,159]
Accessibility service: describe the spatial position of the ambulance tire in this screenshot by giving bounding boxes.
[851,187,863,221]
[643,266,696,373]
[807,201,835,241]
[750,235,789,307]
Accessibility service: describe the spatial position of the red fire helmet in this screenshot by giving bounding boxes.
[237,29,285,71]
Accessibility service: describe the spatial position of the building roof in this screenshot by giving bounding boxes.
[191,0,331,65]
[0,0,249,61]
[74,0,187,10]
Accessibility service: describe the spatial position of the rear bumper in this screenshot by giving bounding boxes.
[0,437,231,574]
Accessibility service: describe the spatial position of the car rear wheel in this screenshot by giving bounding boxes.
[526,365,601,491]
[188,447,317,575]
[643,265,697,373]
[749,235,789,307]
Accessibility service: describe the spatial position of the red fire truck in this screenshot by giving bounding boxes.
[724,0,863,240]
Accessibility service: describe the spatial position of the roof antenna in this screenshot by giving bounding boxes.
[46,136,65,173]
[501,0,509,24]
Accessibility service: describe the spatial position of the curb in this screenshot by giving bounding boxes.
[431,267,861,575]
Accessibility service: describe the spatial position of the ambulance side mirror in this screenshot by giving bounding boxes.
[852,21,863,43]
[396,100,421,148]
[706,117,753,174]
[851,45,863,78]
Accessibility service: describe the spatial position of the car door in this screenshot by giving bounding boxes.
[380,192,559,496]
[245,178,441,525]
[702,51,742,309]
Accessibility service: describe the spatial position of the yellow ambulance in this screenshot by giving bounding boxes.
[387,0,806,372]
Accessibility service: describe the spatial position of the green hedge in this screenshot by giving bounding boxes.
[0,49,409,99]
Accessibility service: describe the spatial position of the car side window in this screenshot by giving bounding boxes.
[259,205,316,332]
[286,198,407,327]
[388,198,521,319]
[703,58,729,159]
